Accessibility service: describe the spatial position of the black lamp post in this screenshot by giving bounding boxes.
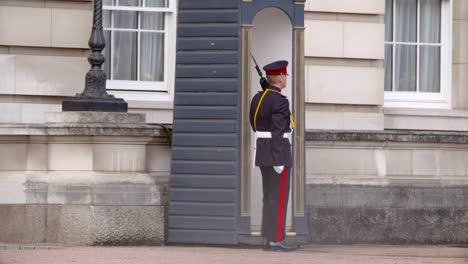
[62,0,127,112]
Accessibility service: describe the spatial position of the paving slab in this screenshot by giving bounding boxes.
[0,244,467,264]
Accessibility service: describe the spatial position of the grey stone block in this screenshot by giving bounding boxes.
[421,188,446,208]
[451,209,468,242]
[387,208,456,244]
[341,208,388,243]
[93,184,161,206]
[343,186,392,208]
[444,188,466,208]
[0,205,46,244]
[308,208,347,244]
[387,187,411,208]
[307,185,468,244]
[307,185,344,208]
[47,185,93,205]
[93,206,164,245]
[44,205,164,246]
[46,205,94,245]
[309,207,388,244]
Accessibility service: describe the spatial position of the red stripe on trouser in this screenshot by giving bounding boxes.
[275,167,287,242]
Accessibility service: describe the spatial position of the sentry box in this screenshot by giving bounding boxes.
[169,0,307,245]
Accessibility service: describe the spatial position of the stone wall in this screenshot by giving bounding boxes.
[0,115,171,245]
[303,0,385,131]
[306,130,468,244]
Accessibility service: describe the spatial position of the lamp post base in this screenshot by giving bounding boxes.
[62,96,128,112]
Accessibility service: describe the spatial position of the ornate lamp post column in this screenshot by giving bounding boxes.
[62,0,127,112]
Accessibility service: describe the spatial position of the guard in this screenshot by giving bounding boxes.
[249,60,298,252]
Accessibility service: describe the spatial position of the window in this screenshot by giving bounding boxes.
[384,0,452,108]
[102,0,176,100]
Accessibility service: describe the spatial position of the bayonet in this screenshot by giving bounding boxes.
[250,53,269,90]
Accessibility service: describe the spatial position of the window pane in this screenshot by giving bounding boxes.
[420,0,441,43]
[103,10,111,28]
[140,32,164,81]
[385,0,393,42]
[103,31,112,79]
[118,0,140,6]
[114,11,138,29]
[113,31,137,80]
[395,45,416,92]
[419,46,441,93]
[146,0,168,7]
[103,0,115,6]
[385,44,393,91]
[141,12,165,30]
[395,0,417,42]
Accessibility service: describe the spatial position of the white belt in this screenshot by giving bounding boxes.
[253,130,293,168]
[255,131,291,139]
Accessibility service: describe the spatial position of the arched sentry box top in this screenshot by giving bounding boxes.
[241,0,306,27]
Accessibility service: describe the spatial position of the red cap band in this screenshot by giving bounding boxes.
[265,68,287,75]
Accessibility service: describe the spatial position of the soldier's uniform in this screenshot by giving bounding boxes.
[249,60,295,251]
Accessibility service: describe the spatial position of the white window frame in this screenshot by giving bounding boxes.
[103,0,177,102]
[384,0,452,109]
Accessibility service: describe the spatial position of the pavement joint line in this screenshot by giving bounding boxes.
[0,243,66,250]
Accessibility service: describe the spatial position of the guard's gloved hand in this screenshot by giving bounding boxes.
[274,166,284,174]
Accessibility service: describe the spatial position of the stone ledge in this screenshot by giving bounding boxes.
[306,130,468,144]
[0,123,171,138]
[307,185,468,209]
[46,112,145,124]
[24,183,165,206]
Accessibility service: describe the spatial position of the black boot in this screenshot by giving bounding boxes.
[264,240,298,252]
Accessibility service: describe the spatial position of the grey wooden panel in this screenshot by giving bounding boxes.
[171,134,237,147]
[175,79,238,92]
[178,24,239,37]
[169,202,236,217]
[169,215,236,230]
[177,51,238,64]
[170,188,236,203]
[178,10,239,23]
[171,174,237,189]
[179,0,239,9]
[168,230,236,245]
[172,147,237,161]
[174,106,238,119]
[174,93,238,106]
[173,120,237,133]
[177,38,238,51]
[171,160,237,175]
[176,65,238,78]
[169,0,241,245]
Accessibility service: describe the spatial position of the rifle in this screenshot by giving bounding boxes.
[250,53,269,90]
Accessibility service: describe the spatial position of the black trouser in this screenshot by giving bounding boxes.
[260,166,291,242]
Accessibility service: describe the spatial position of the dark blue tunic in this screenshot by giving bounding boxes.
[249,85,292,167]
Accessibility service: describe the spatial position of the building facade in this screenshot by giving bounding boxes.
[1,0,468,245]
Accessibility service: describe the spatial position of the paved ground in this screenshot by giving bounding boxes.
[1,244,468,264]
